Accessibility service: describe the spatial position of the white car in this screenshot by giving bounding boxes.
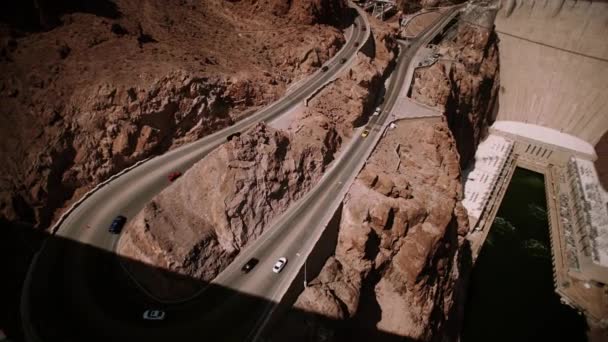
[373,107,381,116]
[143,310,166,321]
[272,257,288,273]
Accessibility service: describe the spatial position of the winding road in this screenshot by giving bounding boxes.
[22,5,462,342]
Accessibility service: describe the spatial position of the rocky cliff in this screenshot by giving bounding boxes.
[411,17,499,167]
[117,23,397,300]
[230,0,347,25]
[596,131,608,189]
[270,119,471,341]
[267,8,502,341]
[0,0,346,230]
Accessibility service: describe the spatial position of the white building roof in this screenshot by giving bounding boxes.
[572,157,608,267]
[492,121,596,158]
[463,135,514,220]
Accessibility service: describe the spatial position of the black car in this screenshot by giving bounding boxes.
[340,57,347,64]
[354,42,360,47]
[241,258,259,273]
[227,132,241,141]
[321,65,329,72]
[109,215,127,234]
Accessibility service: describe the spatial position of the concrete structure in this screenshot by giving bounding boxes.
[371,0,396,20]
[357,0,397,20]
[494,0,608,145]
[462,134,515,230]
[563,157,608,282]
[466,122,608,331]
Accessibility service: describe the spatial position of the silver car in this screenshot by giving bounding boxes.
[143,310,166,321]
[272,257,288,273]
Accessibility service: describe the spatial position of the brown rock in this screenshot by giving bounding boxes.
[0,0,346,230]
[117,122,340,300]
[271,120,472,341]
[410,21,499,167]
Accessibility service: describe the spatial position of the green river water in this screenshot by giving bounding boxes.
[461,168,588,342]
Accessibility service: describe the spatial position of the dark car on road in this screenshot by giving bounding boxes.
[227,132,241,141]
[340,57,347,64]
[109,215,127,234]
[168,171,182,182]
[241,258,259,273]
[321,65,329,72]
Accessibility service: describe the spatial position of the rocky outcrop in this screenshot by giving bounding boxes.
[230,0,347,25]
[595,131,608,189]
[118,122,340,299]
[411,20,499,167]
[0,0,345,230]
[116,25,398,300]
[270,119,471,342]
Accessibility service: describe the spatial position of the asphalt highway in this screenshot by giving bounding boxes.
[22,5,461,342]
[22,7,368,342]
[211,7,463,340]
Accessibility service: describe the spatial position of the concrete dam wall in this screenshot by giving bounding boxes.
[494,0,608,146]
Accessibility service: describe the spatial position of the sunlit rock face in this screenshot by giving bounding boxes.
[0,0,345,229]
[270,120,472,342]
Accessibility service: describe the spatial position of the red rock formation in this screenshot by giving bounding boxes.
[411,21,500,167]
[116,25,398,300]
[270,119,471,341]
[231,0,348,25]
[118,123,341,299]
[0,0,344,230]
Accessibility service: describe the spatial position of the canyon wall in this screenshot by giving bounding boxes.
[269,7,501,340]
[269,119,471,341]
[117,23,398,300]
[0,0,347,231]
[411,10,499,167]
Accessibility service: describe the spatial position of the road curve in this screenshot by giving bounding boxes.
[221,8,464,341]
[22,5,369,342]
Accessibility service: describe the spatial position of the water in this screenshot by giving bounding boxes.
[461,168,588,342]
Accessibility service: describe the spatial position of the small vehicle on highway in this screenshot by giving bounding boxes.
[372,107,381,116]
[340,57,347,64]
[227,132,241,141]
[167,171,182,182]
[361,129,369,138]
[272,257,288,273]
[354,42,360,47]
[143,310,165,321]
[241,258,259,273]
[109,215,127,234]
[321,65,329,72]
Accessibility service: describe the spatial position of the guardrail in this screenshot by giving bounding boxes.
[49,157,152,235]
[49,1,370,239]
